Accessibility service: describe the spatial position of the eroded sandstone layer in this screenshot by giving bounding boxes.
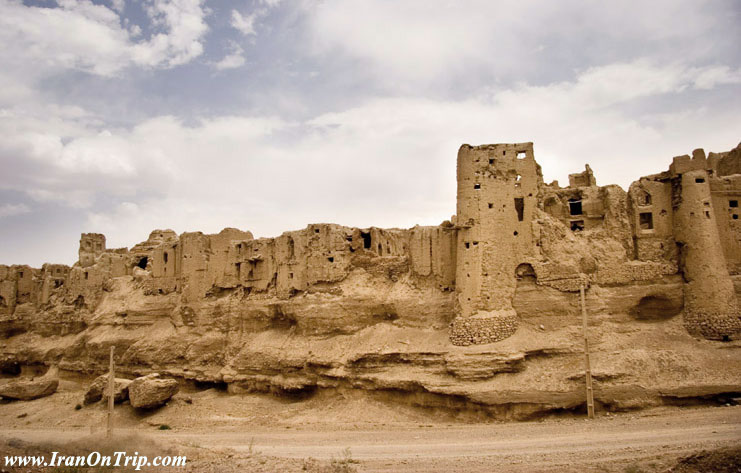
[1,142,740,418]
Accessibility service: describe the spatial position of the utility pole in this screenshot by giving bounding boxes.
[580,284,595,419]
[106,346,115,437]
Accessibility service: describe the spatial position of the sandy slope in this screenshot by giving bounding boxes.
[1,384,739,472]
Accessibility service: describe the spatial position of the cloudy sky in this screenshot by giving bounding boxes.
[1,0,740,266]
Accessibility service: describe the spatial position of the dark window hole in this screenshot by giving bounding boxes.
[514,197,524,221]
[361,232,371,249]
[569,199,582,216]
[639,212,653,230]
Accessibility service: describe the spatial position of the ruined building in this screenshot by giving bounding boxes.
[1,142,739,416]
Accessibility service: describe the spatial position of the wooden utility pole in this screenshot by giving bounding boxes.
[106,346,115,437]
[580,284,595,419]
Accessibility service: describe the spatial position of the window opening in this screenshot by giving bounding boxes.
[514,198,525,221]
[569,199,582,216]
[361,232,372,249]
[639,212,653,230]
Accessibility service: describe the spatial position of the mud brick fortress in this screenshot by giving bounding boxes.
[1,142,740,415]
[2,142,740,345]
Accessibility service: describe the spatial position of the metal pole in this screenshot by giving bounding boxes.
[580,284,595,419]
[107,346,115,437]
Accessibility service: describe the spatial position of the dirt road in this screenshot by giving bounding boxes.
[3,406,740,472]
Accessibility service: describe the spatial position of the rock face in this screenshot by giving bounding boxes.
[128,374,179,409]
[83,374,132,404]
[0,367,58,401]
[0,142,740,419]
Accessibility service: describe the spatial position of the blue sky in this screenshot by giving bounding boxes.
[1,0,740,266]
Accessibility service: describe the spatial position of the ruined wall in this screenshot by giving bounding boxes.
[670,150,741,340]
[709,174,741,275]
[79,233,105,268]
[0,141,739,350]
[451,143,541,345]
[628,174,675,262]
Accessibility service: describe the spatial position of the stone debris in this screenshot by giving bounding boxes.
[83,374,132,405]
[128,374,179,409]
[0,366,58,401]
[449,311,519,346]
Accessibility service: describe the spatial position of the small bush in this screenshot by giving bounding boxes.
[74,404,82,410]
[328,447,359,473]
[158,424,171,430]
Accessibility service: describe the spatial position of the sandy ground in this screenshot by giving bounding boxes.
[2,391,740,472]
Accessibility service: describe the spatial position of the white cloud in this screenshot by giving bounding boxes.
[230,9,257,36]
[494,61,741,113]
[304,0,734,91]
[129,23,142,38]
[0,0,209,78]
[109,0,124,14]
[213,42,246,70]
[0,203,31,219]
[132,0,209,68]
[692,65,741,90]
[230,0,283,39]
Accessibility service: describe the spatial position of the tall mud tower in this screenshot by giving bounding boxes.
[450,143,541,345]
[671,150,741,339]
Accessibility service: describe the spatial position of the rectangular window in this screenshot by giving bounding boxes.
[517,151,526,159]
[695,178,705,183]
[639,212,653,230]
[514,198,525,221]
[569,200,582,216]
[730,200,738,208]
[474,184,481,190]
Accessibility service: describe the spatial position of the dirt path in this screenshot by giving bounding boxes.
[3,406,740,472]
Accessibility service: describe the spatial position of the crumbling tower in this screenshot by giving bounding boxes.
[450,143,541,345]
[671,149,741,340]
[78,233,106,268]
